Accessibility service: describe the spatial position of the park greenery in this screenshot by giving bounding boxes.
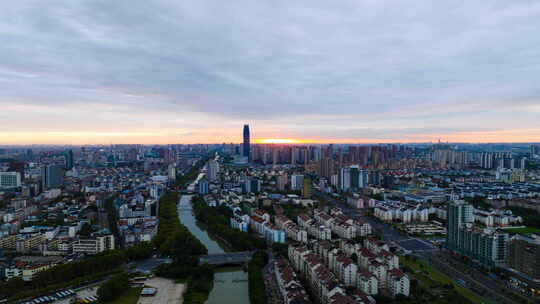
[191,195,271,304]
[97,272,130,302]
[505,226,540,235]
[102,287,142,304]
[153,191,207,258]
[399,255,482,304]
[507,206,540,229]
[173,159,206,189]
[248,250,269,304]
[153,190,214,304]
[464,196,491,210]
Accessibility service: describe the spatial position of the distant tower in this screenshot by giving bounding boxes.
[243,124,251,161]
[64,149,74,170]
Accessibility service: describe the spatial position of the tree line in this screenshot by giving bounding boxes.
[154,190,214,304]
[96,273,130,302]
[0,242,154,301]
[248,250,268,304]
[192,196,266,251]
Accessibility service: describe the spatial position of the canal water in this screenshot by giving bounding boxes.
[178,195,250,304]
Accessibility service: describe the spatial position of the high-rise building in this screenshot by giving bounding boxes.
[244,178,261,194]
[243,124,251,161]
[318,157,334,179]
[0,172,21,189]
[506,235,540,279]
[41,165,64,190]
[291,175,304,191]
[199,179,209,195]
[531,145,539,157]
[168,164,177,181]
[64,150,74,170]
[447,200,474,248]
[277,174,288,191]
[207,160,219,181]
[26,149,33,161]
[340,166,355,192]
[339,165,367,192]
[447,200,508,267]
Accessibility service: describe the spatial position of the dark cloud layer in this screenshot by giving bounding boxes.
[1,0,540,143]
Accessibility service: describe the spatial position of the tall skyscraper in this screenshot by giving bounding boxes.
[243,124,250,161]
[291,174,304,191]
[447,200,474,249]
[41,164,65,190]
[339,165,369,192]
[65,149,74,170]
[207,160,219,181]
[447,200,508,266]
[168,164,177,181]
[277,174,288,191]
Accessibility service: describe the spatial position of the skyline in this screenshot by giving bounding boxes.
[2,1,540,144]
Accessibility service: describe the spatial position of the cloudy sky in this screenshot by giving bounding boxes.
[1,0,540,144]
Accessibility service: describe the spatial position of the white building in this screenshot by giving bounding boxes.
[387,269,410,297]
[0,172,21,189]
[357,271,379,295]
[168,164,176,181]
[72,234,115,255]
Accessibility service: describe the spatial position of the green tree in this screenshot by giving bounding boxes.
[97,273,130,302]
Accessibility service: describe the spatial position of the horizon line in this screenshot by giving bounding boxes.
[1,141,540,147]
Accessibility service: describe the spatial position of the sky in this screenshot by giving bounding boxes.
[1,0,540,145]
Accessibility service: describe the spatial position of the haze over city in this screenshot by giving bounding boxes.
[2,1,540,144]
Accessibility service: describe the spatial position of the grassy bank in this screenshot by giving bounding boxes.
[505,226,540,235]
[154,190,214,304]
[192,196,270,304]
[248,251,268,304]
[400,256,483,304]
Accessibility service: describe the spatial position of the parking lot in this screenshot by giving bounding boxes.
[52,287,98,304]
[137,277,186,304]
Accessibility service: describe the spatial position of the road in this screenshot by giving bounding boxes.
[420,251,531,304]
[199,251,254,265]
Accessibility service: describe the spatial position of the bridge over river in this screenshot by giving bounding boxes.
[199,251,255,266]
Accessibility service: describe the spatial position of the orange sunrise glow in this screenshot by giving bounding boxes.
[255,138,301,144]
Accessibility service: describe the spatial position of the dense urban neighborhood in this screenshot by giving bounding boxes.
[0,133,540,304]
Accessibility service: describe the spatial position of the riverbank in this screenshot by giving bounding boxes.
[154,191,214,304]
[191,196,266,251]
[178,195,250,304]
[193,220,236,252]
[190,196,269,304]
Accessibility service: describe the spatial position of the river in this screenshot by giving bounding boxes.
[178,194,250,304]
